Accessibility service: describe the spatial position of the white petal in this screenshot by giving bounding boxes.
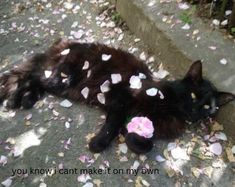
[221,19,228,26]
[158,90,165,99]
[171,146,190,160]
[0,155,7,166]
[74,30,84,39]
[118,143,128,154]
[208,46,217,50]
[178,3,189,10]
[167,142,177,151]
[129,75,142,89]
[153,69,169,79]
[111,74,122,84]
[87,70,91,78]
[131,160,140,170]
[212,19,220,26]
[139,52,147,61]
[39,182,47,187]
[82,182,93,187]
[142,180,150,187]
[155,155,166,162]
[64,2,74,10]
[181,23,190,30]
[214,132,227,141]
[146,88,158,96]
[60,48,70,55]
[65,121,70,128]
[81,87,89,99]
[102,54,112,61]
[77,174,91,183]
[44,70,52,78]
[60,99,73,108]
[1,178,12,187]
[209,142,222,155]
[82,61,89,70]
[232,145,235,154]
[100,80,110,93]
[225,10,232,16]
[97,93,105,104]
[138,73,146,79]
[220,58,227,65]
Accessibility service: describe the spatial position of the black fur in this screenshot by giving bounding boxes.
[0,39,234,154]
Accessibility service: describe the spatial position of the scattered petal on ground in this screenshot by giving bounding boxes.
[171,146,190,160]
[0,155,8,166]
[155,155,166,162]
[1,177,12,187]
[60,99,73,108]
[209,142,222,156]
[118,143,128,154]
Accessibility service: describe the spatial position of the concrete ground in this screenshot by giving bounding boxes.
[0,0,234,187]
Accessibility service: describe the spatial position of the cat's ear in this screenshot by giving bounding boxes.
[216,92,235,106]
[184,60,202,84]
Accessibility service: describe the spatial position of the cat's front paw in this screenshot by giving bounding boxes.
[89,135,110,153]
[125,133,153,154]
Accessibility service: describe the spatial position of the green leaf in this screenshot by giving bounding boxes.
[231,27,235,33]
[180,13,192,24]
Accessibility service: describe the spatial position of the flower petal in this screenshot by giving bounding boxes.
[81,87,89,99]
[155,155,166,162]
[209,142,222,156]
[111,74,122,84]
[214,132,227,141]
[82,61,89,70]
[60,48,70,55]
[0,155,7,166]
[77,174,91,183]
[100,80,110,93]
[171,146,189,160]
[102,54,111,61]
[1,177,12,187]
[146,88,158,96]
[129,75,142,89]
[44,70,52,78]
[118,143,128,154]
[97,93,105,104]
[60,99,73,108]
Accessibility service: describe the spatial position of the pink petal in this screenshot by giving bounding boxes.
[0,155,7,166]
[111,74,122,84]
[155,155,166,162]
[209,143,222,156]
[1,177,12,187]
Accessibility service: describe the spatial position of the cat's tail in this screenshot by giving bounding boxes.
[0,53,47,109]
[125,133,153,154]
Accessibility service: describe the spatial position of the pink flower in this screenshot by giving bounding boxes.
[127,117,154,138]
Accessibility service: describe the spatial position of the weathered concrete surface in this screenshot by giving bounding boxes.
[110,0,235,139]
[0,0,235,187]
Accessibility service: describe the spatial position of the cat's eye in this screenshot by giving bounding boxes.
[203,105,210,109]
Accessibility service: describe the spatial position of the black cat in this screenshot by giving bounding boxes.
[0,39,234,154]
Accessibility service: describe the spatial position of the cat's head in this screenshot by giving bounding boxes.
[179,60,235,123]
